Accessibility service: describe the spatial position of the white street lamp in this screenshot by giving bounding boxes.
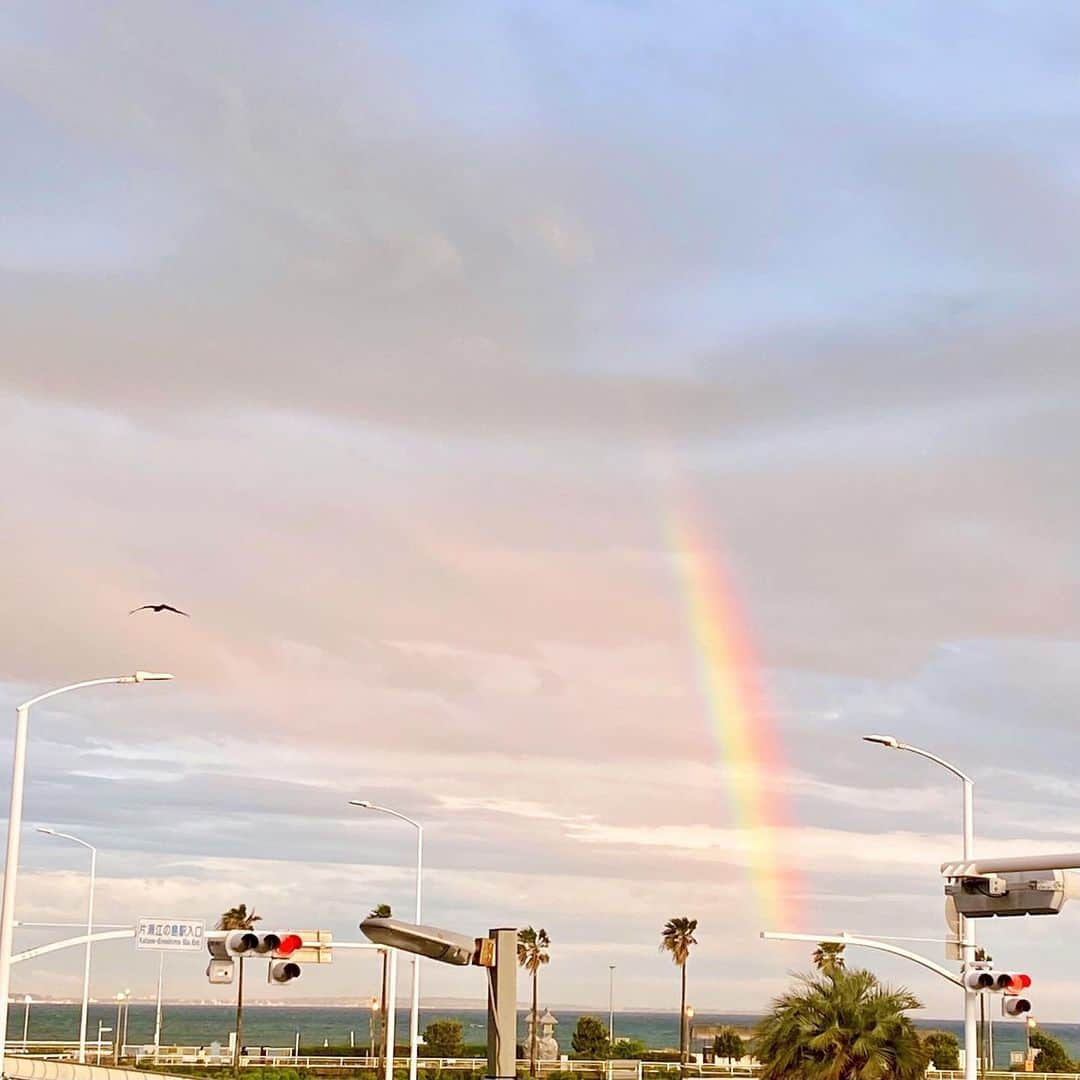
[37,827,97,1063]
[0,673,173,1063]
[349,800,423,1080]
[863,735,976,1080]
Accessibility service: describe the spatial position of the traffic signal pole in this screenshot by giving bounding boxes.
[960,776,977,1080]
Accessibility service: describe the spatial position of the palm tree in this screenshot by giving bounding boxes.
[517,927,551,1077]
[216,903,261,1076]
[659,917,698,1066]
[754,967,929,1080]
[811,941,846,976]
[368,905,392,1066]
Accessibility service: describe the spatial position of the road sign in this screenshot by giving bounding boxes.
[137,917,205,951]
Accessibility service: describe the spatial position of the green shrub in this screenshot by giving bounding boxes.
[1029,1031,1076,1073]
[571,1015,611,1059]
[713,1028,745,1062]
[424,1019,465,1058]
[611,1038,648,1060]
[922,1031,960,1070]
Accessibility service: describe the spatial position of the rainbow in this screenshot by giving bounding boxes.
[666,510,796,929]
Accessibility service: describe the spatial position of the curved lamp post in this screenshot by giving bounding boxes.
[0,673,173,1062]
[37,827,97,1063]
[863,734,976,1080]
[349,800,423,1080]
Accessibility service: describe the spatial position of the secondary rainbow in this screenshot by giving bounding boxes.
[667,510,796,928]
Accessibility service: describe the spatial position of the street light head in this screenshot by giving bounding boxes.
[862,734,900,749]
[131,671,174,683]
[35,827,57,837]
[349,800,374,809]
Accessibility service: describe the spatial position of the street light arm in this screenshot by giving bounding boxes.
[349,801,422,832]
[760,931,963,987]
[37,828,96,853]
[863,735,973,784]
[896,742,974,784]
[18,674,173,710]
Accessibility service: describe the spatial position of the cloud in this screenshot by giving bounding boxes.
[3,0,1080,1018]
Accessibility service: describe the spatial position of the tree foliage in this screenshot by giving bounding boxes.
[659,917,698,967]
[811,942,846,976]
[423,1019,465,1058]
[216,903,261,931]
[754,968,928,1080]
[571,1016,611,1059]
[713,1028,745,1062]
[1030,1031,1076,1073]
[611,1038,648,1060]
[922,1031,960,1070]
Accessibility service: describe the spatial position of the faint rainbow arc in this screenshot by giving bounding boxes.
[666,511,795,929]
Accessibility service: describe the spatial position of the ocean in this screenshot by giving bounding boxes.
[5,1003,1072,1070]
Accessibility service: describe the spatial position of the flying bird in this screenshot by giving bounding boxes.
[129,604,190,617]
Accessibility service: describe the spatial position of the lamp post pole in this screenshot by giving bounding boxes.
[0,673,173,1063]
[21,995,31,1046]
[36,827,97,1063]
[349,800,423,1080]
[608,966,615,1044]
[863,735,977,1080]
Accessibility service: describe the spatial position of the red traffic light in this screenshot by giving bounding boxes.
[1007,974,1032,992]
[276,933,303,956]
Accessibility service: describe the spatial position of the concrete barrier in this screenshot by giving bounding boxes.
[4,1057,188,1080]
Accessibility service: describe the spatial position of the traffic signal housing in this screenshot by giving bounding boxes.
[964,968,1030,992]
[205,929,330,985]
[1003,996,1032,1017]
[964,966,1033,1017]
[269,959,302,984]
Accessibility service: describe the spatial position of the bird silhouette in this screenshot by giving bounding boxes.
[129,604,190,617]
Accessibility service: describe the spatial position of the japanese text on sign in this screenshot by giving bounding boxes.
[137,917,205,951]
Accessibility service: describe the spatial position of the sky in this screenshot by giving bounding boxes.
[2,0,1080,1024]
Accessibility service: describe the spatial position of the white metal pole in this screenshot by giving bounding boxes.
[114,996,123,1063]
[408,824,423,1080]
[80,844,96,1063]
[22,996,30,1045]
[609,966,615,1043]
[384,950,398,1080]
[154,952,165,1056]
[0,705,31,1062]
[960,777,977,1080]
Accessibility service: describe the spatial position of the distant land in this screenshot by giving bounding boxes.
[11,994,757,1013]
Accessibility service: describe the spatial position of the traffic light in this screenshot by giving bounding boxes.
[965,968,1031,991]
[220,931,303,957]
[964,966,1033,1016]
[206,930,328,985]
[1003,996,1033,1017]
[269,959,302,984]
